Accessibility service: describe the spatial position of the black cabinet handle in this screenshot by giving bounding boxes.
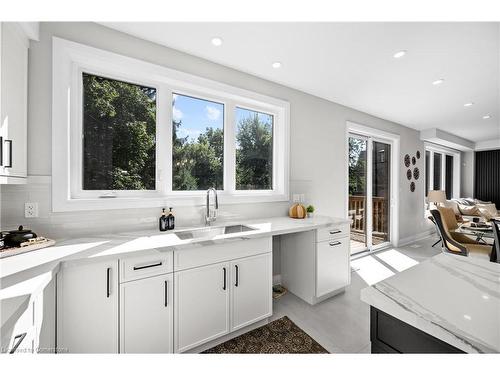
[164,280,168,307]
[10,332,27,354]
[4,139,12,168]
[0,136,3,166]
[106,267,111,298]
[133,262,162,271]
[235,265,239,287]
[222,267,226,290]
[329,241,342,247]
[329,230,342,235]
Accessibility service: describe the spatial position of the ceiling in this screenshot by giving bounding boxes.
[101,22,500,142]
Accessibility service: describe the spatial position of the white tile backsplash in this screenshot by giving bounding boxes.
[0,179,289,240]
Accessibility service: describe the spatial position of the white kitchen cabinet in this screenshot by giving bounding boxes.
[281,224,350,305]
[316,237,350,297]
[0,22,28,183]
[120,273,173,353]
[231,253,272,331]
[57,259,119,353]
[174,262,230,353]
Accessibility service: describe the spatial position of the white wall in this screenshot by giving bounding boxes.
[1,22,430,245]
[461,151,475,198]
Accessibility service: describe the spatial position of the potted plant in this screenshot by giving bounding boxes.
[306,205,315,218]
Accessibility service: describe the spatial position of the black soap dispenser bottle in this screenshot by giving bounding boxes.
[159,208,168,232]
[167,207,175,230]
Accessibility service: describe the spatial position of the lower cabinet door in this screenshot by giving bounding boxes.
[57,260,119,353]
[231,253,272,331]
[120,274,173,353]
[174,262,230,352]
[316,237,350,297]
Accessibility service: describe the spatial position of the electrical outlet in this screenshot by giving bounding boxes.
[24,202,39,218]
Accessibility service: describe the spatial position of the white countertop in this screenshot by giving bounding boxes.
[360,253,500,353]
[0,215,347,291]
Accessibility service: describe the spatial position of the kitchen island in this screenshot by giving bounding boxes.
[361,253,500,353]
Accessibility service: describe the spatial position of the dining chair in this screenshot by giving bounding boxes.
[490,219,500,263]
[430,209,492,261]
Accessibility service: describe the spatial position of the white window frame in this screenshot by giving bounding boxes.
[345,121,400,248]
[52,37,289,212]
[424,142,461,202]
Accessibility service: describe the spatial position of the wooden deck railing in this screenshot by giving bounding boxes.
[348,195,388,239]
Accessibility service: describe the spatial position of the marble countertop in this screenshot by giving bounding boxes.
[0,215,348,291]
[361,253,500,353]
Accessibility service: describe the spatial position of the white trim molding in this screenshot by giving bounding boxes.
[52,37,290,212]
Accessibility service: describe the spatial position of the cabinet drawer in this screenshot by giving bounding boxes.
[316,224,349,242]
[120,251,173,283]
[174,237,272,272]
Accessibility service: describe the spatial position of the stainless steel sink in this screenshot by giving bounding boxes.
[174,225,256,240]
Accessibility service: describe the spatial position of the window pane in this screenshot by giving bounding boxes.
[235,108,273,190]
[425,150,430,197]
[433,153,442,190]
[445,155,454,199]
[82,73,156,190]
[172,94,224,190]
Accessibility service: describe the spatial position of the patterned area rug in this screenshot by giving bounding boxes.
[202,316,329,354]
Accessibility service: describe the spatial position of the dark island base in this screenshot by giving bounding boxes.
[370,306,465,353]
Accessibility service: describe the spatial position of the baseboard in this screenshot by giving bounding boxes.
[273,274,281,286]
[398,229,436,247]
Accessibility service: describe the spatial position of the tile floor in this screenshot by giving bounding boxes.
[272,235,442,353]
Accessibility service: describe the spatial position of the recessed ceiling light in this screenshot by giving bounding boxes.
[464,102,474,107]
[432,79,444,85]
[211,37,223,47]
[393,50,407,59]
[272,62,282,69]
[482,114,491,119]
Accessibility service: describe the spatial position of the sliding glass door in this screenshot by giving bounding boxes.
[348,136,368,254]
[348,134,392,255]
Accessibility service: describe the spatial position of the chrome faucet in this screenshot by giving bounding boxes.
[205,188,218,226]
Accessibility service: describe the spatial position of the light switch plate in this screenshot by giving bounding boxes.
[25,202,39,218]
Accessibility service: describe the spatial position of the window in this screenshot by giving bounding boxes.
[235,108,273,190]
[82,73,157,191]
[172,94,224,191]
[424,143,460,207]
[445,155,453,199]
[425,150,430,197]
[433,153,442,190]
[52,38,289,211]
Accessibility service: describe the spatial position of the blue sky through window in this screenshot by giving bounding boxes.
[172,93,224,141]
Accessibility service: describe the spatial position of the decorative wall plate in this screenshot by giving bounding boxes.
[412,156,416,165]
[410,181,415,192]
[406,169,412,180]
[404,154,411,167]
[416,150,421,159]
[413,167,420,180]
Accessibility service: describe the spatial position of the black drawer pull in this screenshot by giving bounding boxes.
[133,262,162,271]
[4,139,12,168]
[329,241,342,247]
[235,265,239,287]
[106,267,111,298]
[222,267,227,290]
[329,230,342,235]
[10,332,27,354]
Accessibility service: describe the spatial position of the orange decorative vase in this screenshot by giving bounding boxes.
[289,203,307,219]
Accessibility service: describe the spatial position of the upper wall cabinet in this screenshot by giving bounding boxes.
[0,22,29,184]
